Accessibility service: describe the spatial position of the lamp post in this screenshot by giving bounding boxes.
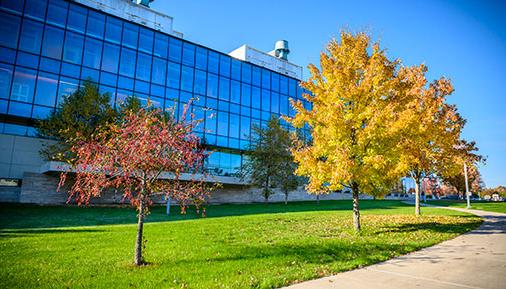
[464,163,471,209]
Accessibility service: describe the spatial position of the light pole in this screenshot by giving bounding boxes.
[464,163,471,209]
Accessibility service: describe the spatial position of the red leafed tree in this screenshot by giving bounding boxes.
[59,106,210,265]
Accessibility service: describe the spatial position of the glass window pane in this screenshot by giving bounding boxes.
[60,62,79,78]
[122,23,139,48]
[280,76,288,95]
[240,116,250,139]
[251,86,260,109]
[229,113,239,138]
[241,83,251,107]
[219,55,230,77]
[218,76,229,101]
[83,37,102,69]
[288,78,297,96]
[135,80,149,96]
[117,75,134,90]
[272,73,279,92]
[87,11,105,39]
[194,69,206,95]
[34,72,58,106]
[0,99,7,114]
[218,99,229,111]
[11,67,36,103]
[217,111,229,136]
[205,110,216,135]
[231,59,241,81]
[100,71,117,87]
[24,0,46,21]
[230,80,240,104]
[8,101,32,117]
[242,63,251,84]
[32,105,52,119]
[19,19,43,53]
[182,43,195,67]
[261,89,270,111]
[271,92,279,114]
[136,53,151,81]
[139,27,154,53]
[41,25,64,59]
[0,0,24,14]
[262,69,271,89]
[151,57,166,85]
[101,43,120,73]
[195,47,207,70]
[167,61,180,89]
[0,12,21,49]
[153,32,168,58]
[252,66,261,87]
[206,96,217,110]
[0,47,16,64]
[46,0,67,27]
[105,16,122,44]
[280,94,288,115]
[168,37,182,62]
[63,31,84,64]
[0,63,14,100]
[39,57,60,74]
[57,76,78,105]
[181,65,194,92]
[16,52,39,69]
[119,47,136,77]
[81,67,99,82]
[208,51,219,74]
[67,3,87,33]
[207,73,218,98]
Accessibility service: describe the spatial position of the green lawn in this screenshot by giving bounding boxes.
[430,200,506,213]
[0,200,481,289]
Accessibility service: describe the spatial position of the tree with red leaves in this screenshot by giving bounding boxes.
[58,106,210,265]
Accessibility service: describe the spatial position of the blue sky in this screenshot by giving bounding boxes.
[152,0,505,187]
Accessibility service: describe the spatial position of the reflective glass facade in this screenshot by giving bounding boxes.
[0,0,310,177]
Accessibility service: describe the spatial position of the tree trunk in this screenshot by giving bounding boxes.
[316,194,320,205]
[134,193,145,265]
[351,182,361,232]
[414,177,421,216]
[284,192,288,205]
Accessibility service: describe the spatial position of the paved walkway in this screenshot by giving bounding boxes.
[282,207,506,289]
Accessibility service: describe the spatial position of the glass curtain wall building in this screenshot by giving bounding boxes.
[0,0,310,178]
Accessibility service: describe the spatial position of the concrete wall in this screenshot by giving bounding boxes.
[0,134,53,203]
[16,172,366,205]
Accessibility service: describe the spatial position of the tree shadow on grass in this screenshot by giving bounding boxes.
[0,228,103,239]
[377,219,483,234]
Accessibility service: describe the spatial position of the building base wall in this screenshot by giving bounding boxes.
[15,172,369,205]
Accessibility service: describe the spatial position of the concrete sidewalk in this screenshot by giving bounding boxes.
[282,207,506,289]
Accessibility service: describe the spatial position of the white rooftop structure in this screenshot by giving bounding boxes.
[70,0,183,38]
[229,44,303,80]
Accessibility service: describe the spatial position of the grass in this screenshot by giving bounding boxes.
[431,200,506,213]
[0,200,481,289]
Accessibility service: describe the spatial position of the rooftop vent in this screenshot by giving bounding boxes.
[268,40,290,61]
[134,0,154,7]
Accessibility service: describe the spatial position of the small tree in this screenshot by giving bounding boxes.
[36,80,116,161]
[443,162,484,197]
[244,117,298,203]
[288,32,406,231]
[58,106,210,266]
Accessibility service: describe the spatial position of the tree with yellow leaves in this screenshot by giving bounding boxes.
[288,32,407,231]
[395,65,482,215]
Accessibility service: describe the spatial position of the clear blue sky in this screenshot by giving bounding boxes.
[152,0,506,188]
